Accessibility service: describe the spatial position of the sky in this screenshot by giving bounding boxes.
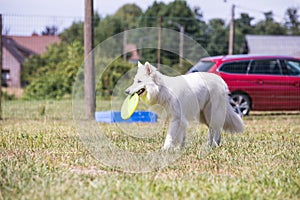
[1,0,300,35]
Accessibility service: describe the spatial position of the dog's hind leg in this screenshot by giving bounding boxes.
[213,129,221,146]
[207,128,214,146]
[205,95,226,147]
[207,128,221,147]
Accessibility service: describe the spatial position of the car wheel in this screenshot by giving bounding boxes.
[230,93,251,116]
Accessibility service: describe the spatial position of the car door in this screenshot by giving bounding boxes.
[247,59,290,110]
[280,59,300,110]
[218,60,251,93]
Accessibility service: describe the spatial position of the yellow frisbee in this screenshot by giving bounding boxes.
[121,93,139,120]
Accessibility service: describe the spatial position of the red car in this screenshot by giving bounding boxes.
[187,55,300,115]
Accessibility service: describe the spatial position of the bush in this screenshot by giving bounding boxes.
[1,90,16,100]
[23,41,83,100]
[97,58,135,99]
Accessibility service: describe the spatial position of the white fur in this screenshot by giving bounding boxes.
[126,62,245,150]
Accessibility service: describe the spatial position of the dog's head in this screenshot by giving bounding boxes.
[125,61,159,104]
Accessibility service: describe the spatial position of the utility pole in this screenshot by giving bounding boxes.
[84,0,95,120]
[228,4,235,55]
[123,30,127,61]
[157,16,162,71]
[138,37,143,59]
[0,14,2,120]
[179,25,184,67]
[168,20,184,67]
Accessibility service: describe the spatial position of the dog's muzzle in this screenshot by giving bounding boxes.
[136,88,145,96]
[125,88,145,96]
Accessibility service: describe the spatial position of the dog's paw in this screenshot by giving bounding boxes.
[213,140,222,147]
[206,139,222,148]
[162,144,172,151]
[161,144,182,153]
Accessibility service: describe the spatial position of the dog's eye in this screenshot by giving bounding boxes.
[137,80,142,83]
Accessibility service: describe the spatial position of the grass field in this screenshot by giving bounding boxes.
[0,100,299,199]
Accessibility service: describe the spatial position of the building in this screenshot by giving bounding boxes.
[245,35,300,57]
[124,43,140,63]
[2,34,61,88]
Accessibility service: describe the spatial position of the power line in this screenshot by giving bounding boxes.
[235,4,285,19]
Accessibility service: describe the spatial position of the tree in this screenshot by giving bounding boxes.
[235,13,254,34]
[59,21,84,44]
[23,42,83,99]
[206,19,228,56]
[22,43,66,86]
[234,13,255,54]
[139,1,167,27]
[115,4,142,29]
[284,7,300,35]
[94,16,126,44]
[59,13,100,44]
[97,58,135,98]
[41,25,58,35]
[254,11,286,35]
[139,0,206,65]
[160,0,201,36]
[25,1,300,100]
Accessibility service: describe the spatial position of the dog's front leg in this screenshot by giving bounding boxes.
[163,118,187,150]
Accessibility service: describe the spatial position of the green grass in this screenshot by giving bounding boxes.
[0,100,299,199]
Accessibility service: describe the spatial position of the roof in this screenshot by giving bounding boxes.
[2,34,61,64]
[8,35,61,55]
[124,44,140,61]
[245,35,300,57]
[202,54,300,63]
[2,35,36,63]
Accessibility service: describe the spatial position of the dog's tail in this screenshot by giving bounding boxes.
[223,102,245,133]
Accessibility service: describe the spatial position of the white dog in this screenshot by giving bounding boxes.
[125,61,244,150]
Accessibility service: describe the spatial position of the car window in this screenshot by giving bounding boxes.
[249,59,282,75]
[219,61,249,74]
[188,61,215,73]
[282,60,300,76]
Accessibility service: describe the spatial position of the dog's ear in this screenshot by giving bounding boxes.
[145,61,155,75]
[138,61,143,68]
